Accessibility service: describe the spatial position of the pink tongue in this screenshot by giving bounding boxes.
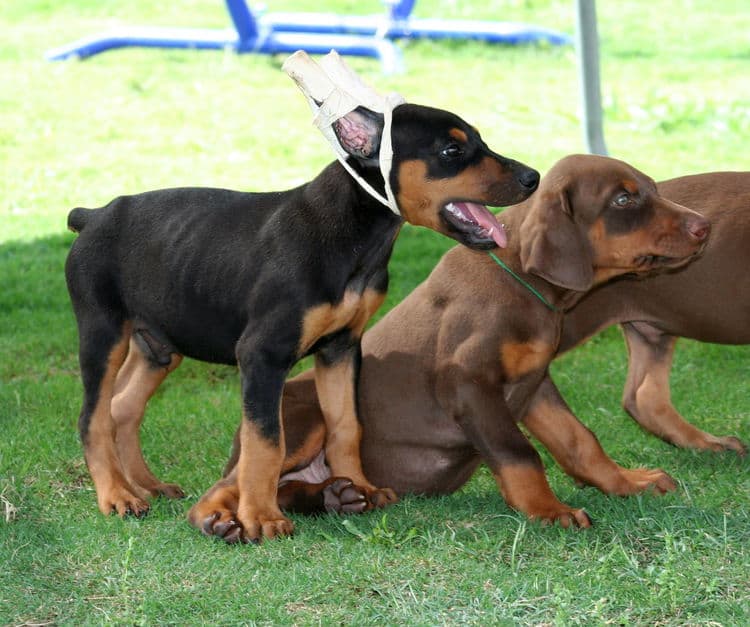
[461,202,508,248]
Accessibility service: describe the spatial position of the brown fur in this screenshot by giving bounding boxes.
[222,154,710,527]
[551,170,750,454]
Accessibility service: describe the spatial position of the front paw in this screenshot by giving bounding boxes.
[322,478,369,514]
[188,502,293,544]
[604,467,677,496]
[365,486,399,509]
[703,434,747,456]
[97,483,150,518]
[149,481,186,500]
[532,506,592,529]
[621,468,677,495]
[195,510,246,544]
[188,481,245,543]
[236,508,294,543]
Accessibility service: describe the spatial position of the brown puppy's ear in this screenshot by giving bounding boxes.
[519,188,594,291]
[332,106,385,162]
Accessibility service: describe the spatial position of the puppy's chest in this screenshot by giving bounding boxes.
[296,224,397,356]
[498,334,558,382]
[298,284,385,356]
[493,328,560,418]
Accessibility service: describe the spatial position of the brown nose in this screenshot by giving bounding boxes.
[687,217,711,242]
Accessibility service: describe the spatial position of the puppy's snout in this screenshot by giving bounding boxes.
[518,168,540,192]
[686,217,711,242]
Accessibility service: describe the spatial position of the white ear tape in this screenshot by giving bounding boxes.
[283,50,405,215]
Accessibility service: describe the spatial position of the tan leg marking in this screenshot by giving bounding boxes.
[522,397,676,496]
[111,336,184,498]
[314,358,370,487]
[190,416,293,543]
[306,287,396,507]
[304,288,386,485]
[493,464,591,528]
[235,416,293,541]
[314,359,398,509]
[84,324,150,517]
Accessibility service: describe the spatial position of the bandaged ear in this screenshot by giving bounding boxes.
[283,50,405,214]
[332,107,384,161]
[519,188,594,292]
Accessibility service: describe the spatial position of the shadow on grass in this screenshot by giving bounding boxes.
[0,236,82,415]
[0,232,77,336]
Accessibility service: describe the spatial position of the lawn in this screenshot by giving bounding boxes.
[1,1,748,624]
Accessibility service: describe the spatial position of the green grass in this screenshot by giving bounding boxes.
[1,1,749,624]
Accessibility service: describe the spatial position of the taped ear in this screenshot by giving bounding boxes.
[283,50,405,214]
[332,106,384,162]
[519,189,594,291]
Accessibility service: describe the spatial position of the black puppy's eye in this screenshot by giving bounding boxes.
[440,143,464,159]
[613,192,631,207]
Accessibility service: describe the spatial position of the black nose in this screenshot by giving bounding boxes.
[518,168,540,191]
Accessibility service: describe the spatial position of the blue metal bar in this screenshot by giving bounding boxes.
[45,0,569,73]
[45,2,403,74]
[47,27,403,74]
[261,14,571,46]
[45,27,240,61]
[258,0,570,47]
[390,0,416,21]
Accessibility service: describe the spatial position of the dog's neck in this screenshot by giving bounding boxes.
[307,161,403,227]
[345,157,392,206]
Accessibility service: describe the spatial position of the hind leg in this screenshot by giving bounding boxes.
[622,322,746,454]
[76,318,150,517]
[111,332,185,499]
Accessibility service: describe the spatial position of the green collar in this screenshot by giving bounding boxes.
[488,252,558,312]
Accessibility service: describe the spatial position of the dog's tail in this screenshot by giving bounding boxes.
[67,207,94,233]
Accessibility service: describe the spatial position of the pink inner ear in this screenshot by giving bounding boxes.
[333,112,378,158]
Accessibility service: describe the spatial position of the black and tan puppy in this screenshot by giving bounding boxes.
[218,154,710,535]
[65,101,539,543]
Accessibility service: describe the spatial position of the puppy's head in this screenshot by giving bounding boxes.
[332,103,539,250]
[519,154,710,292]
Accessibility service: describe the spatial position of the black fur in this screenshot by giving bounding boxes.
[65,101,539,529]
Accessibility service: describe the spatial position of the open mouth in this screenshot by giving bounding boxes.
[440,201,507,249]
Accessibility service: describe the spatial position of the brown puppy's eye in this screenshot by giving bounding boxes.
[440,143,464,159]
[613,192,631,207]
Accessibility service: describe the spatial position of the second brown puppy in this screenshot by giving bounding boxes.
[220,154,710,529]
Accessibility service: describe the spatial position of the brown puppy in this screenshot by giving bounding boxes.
[217,154,710,533]
[540,171,749,456]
